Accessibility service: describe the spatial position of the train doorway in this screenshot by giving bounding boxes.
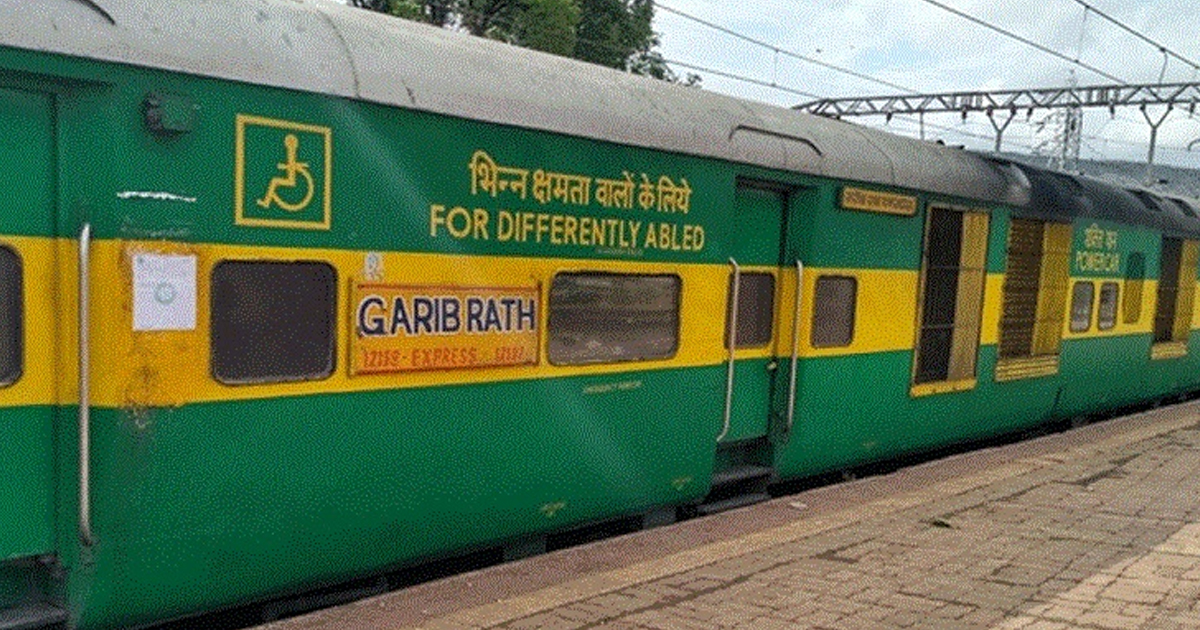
[720,184,787,444]
[705,182,794,512]
[0,87,58,561]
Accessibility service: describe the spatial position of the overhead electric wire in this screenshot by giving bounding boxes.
[656,2,916,94]
[1066,0,1200,74]
[659,57,825,100]
[580,31,1029,148]
[416,4,822,101]
[651,3,1200,159]
[441,2,1193,160]
[648,5,1086,154]
[878,116,1040,152]
[914,0,1129,84]
[438,4,834,101]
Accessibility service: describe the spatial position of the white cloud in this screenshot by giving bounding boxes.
[656,0,1200,167]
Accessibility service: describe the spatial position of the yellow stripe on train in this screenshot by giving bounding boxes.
[0,236,1182,408]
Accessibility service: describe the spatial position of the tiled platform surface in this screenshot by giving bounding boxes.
[262,402,1200,629]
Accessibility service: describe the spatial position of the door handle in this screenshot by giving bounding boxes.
[718,258,740,442]
[79,223,94,546]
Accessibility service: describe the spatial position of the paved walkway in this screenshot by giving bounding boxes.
[264,403,1200,630]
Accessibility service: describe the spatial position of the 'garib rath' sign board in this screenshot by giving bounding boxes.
[351,283,540,375]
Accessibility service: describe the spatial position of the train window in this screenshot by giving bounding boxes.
[996,219,1071,381]
[1123,253,1144,324]
[0,246,21,386]
[211,261,336,384]
[912,206,988,392]
[548,273,680,365]
[1152,238,1198,352]
[1070,282,1094,333]
[1098,282,1119,331]
[811,276,856,348]
[726,272,774,348]
[1153,238,1181,343]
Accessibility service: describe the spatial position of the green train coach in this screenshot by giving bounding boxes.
[4,1,1200,628]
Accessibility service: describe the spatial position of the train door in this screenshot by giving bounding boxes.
[719,183,789,446]
[0,87,58,561]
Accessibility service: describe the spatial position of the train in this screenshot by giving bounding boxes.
[3,1,1200,628]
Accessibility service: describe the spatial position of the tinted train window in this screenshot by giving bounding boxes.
[0,246,21,386]
[811,276,856,348]
[211,261,336,384]
[912,207,988,388]
[1153,238,1199,345]
[997,219,1071,359]
[1098,282,1119,331]
[548,273,679,365]
[726,272,775,348]
[1070,282,1094,333]
[1123,253,1144,324]
[1153,238,1182,343]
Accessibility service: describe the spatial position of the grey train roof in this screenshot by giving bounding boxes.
[2,0,1026,206]
[1000,162,1200,239]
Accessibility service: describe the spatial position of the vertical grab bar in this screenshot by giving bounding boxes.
[79,223,93,546]
[786,260,804,432]
[718,258,740,442]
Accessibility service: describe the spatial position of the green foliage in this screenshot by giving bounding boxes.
[388,0,427,21]
[574,0,652,70]
[515,0,581,57]
[629,50,701,86]
[387,0,455,26]
[351,0,697,85]
[457,0,522,38]
[349,0,391,12]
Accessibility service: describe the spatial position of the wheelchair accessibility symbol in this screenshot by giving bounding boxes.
[235,114,332,230]
[257,134,315,213]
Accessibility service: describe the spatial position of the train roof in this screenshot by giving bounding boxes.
[1001,162,1200,238]
[3,0,1028,207]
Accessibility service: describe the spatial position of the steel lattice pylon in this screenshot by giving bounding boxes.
[795,82,1200,182]
[795,82,1200,118]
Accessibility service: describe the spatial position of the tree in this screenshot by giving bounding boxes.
[456,0,520,38]
[629,50,701,86]
[381,0,455,26]
[348,0,391,12]
[514,0,581,57]
[574,0,652,70]
[348,0,697,85]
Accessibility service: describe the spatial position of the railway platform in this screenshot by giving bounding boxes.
[260,402,1200,630]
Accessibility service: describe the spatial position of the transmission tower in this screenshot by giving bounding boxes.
[796,80,1200,182]
[1053,73,1084,171]
[1031,107,1083,171]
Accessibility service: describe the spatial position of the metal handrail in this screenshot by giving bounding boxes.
[786,260,803,432]
[718,258,740,442]
[79,223,93,546]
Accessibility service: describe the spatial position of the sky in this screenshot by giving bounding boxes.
[652,0,1200,169]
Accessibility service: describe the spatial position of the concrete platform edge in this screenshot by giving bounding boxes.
[410,405,1200,630]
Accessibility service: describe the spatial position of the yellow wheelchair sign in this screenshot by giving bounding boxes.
[257,133,315,213]
[235,115,332,230]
